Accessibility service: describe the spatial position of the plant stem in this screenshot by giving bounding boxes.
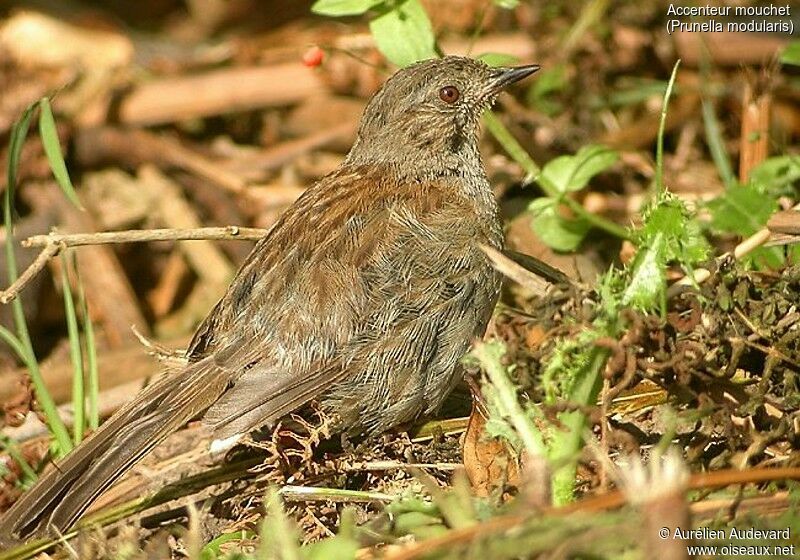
[472,340,547,458]
[0,436,37,487]
[655,60,681,194]
[483,109,541,179]
[483,110,630,240]
[76,267,99,430]
[0,325,71,454]
[549,346,609,505]
[4,109,73,456]
[60,252,85,443]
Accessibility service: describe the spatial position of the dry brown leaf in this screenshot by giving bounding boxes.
[462,401,519,498]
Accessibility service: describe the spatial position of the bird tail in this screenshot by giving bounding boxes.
[0,356,228,545]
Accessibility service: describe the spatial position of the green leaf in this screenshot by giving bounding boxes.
[493,0,520,7]
[6,103,35,208]
[304,537,359,560]
[640,199,708,265]
[781,41,800,66]
[38,98,82,209]
[526,64,566,116]
[529,197,591,252]
[749,155,800,195]
[706,184,783,269]
[623,231,665,309]
[200,530,254,560]
[369,0,437,67]
[625,195,709,310]
[706,183,777,236]
[311,0,383,16]
[477,52,519,67]
[539,144,618,194]
[60,252,85,444]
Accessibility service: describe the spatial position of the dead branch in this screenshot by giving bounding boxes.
[23,226,267,248]
[1,226,267,305]
[0,242,60,304]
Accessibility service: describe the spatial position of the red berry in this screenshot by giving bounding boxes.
[302,46,324,68]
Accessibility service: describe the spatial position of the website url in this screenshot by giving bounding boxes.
[686,544,796,556]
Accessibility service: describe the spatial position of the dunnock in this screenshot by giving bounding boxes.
[0,56,538,542]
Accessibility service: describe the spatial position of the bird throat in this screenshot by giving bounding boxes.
[347,123,484,183]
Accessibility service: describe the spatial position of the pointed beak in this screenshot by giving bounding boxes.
[489,64,541,91]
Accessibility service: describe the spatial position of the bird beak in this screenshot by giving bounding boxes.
[488,64,541,91]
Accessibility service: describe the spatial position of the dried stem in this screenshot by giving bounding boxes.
[23,226,267,248]
[0,243,60,304]
[0,226,267,304]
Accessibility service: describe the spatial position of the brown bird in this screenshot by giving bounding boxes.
[0,56,538,543]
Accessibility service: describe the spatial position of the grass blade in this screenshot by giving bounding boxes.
[0,325,72,455]
[5,105,35,343]
[38,98,82,209]
[60,252,85,443]
[4,104,73,456]
[702,99,736,188]
[0,326,28,366]
[655,60,681,194]
[75,261,99,430]
[0,436,37,489]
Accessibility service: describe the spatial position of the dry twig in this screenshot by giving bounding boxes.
[0,226,267,304]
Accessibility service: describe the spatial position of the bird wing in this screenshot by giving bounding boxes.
[193,164,501,438]
[0,164,499,543]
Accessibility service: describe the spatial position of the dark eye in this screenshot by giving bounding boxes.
[439,85,460,104]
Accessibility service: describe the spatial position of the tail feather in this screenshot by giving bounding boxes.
[0,357,229,544]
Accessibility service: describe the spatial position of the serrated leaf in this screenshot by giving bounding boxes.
[529,197,591,252]
[539,144,618,194]
[627,195,709,310]
[623,232,665,309]
[706,183,776,236]
[369,0,437,67]
[311,0,383,16]
[640,199,708,265]
[38,98,82,209]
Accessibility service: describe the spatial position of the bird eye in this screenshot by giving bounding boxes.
[439,86,460,104]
